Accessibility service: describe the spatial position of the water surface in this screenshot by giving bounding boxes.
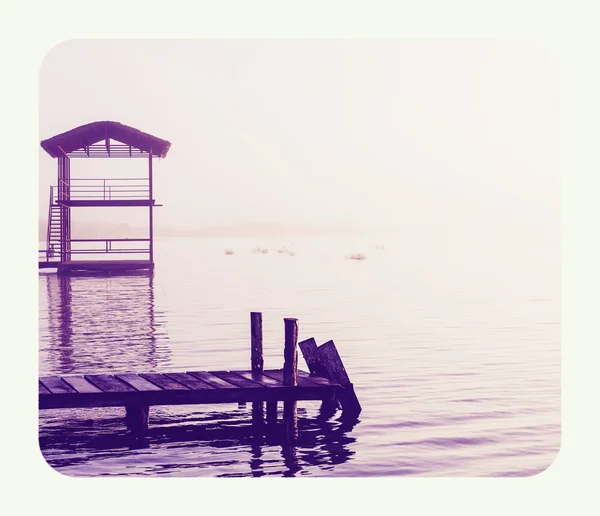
[38,235,560,477]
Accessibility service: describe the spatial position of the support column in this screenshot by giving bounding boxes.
[125,404,150,436]
[148,151,154,267]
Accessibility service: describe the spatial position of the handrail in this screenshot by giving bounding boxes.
[70,238,151,242]
[69,238,151,256]
[66,177,149,181]
[55,177,151,201]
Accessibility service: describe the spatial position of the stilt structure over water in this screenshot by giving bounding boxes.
[38,121,171,273]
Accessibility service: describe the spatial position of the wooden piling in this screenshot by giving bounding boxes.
[251,312,263,373]
[283,318,298,387]
[251,312,264,421]
[283,318,298,440]
[125,403,149,436]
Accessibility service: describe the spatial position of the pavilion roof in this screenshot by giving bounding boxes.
[40,121,171,159]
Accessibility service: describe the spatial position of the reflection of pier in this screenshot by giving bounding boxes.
[40,271,169,375]
[39,408,358,477]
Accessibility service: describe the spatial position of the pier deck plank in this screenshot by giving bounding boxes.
[39,370,339,410]
[84,374,137,393]
[40,376,77,395]
[62,375,103,394]
[116,374,163,392]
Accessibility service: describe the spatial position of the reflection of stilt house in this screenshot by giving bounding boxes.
[39,121,171,273]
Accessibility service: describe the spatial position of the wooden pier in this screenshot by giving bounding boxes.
[38,314,361,437]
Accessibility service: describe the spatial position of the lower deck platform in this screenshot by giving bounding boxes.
[39,260,153,272]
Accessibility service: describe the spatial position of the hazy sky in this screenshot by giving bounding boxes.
[39,40,559,236]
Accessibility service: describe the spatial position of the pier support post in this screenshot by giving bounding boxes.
[283,318,298,440]
[251,312,264,422]
[266,401,278,424]
[125,403,150,436]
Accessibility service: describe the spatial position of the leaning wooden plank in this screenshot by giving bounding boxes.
[187,371,238,389]
[84,374,137,393]
[316,341,351,385]
[298,337,327,376]
[139,373,189,391]
[164,372,216,390]
[116,373,163,392]
[40,376,77,394]
[233,371,283,387]
[39,381,50,395]
[316,340,361,416]
[212,371,263,389]
[62,375,103,394]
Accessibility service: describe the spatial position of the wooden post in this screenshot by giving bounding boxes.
[316,340,362,418]
[283,318,298,440]
[125,403,150,436]
[251,312,263,372]
[251,312,264,421]
[283,318,298,387]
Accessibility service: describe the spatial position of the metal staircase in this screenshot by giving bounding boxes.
[46,186,61,260]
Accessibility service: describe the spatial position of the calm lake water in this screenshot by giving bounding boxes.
[38,235,560,477]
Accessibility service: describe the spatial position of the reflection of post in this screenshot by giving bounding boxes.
[249,438,264,477]
[54,274,75,373]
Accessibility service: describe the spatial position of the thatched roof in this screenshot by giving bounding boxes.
[40,121,171,158]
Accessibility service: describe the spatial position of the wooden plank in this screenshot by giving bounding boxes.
[187,371,239,389]
[164,372,216,390]
[39,381,50,395]
[212,371,263,389]
[84,374,137,393]
[139,373,189,391]
[61,375,103,394]
[234,370,283,387]
[116,373,163,392]
[299,337,327,376]
[283,318,298,386]
[316,340,351,385]
[316,340,361,416]
[40,376,77,394]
